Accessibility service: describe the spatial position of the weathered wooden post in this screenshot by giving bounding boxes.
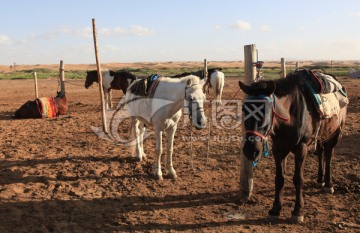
[59,60,65,95]
[240,44,257,198]
[296,62,300,70]
[280,58,286,78]
[92,18,108,133]
[33,72,38,98]
[203,59,208,79]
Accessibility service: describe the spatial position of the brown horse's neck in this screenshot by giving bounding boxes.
[271,78,314,145]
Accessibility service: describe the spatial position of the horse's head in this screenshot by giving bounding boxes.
[185,76,207,130]
[14,100,41,119]
[239,81,276,162]
[55,91,68,115]
[84,70,98,89]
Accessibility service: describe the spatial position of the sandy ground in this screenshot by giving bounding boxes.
[0,73,359,232]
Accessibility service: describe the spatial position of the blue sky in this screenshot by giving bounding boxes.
[0,0,359,65]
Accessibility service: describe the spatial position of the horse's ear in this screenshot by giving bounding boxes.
[187,79,192,86]
[239,81,252,95]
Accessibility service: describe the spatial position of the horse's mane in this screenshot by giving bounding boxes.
[272,72,303,97]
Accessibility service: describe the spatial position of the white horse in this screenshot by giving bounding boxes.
[125,75,207,180]
[208,70,225,105]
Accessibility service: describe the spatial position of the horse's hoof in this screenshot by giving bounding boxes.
[267,214,280,220]
[168,172,177,179]
[324,187,334,194]
[317,182,325,188]
[154,174,163,181]
[291,215,304,224]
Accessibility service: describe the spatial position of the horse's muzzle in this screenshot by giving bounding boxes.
[194,117,207,130]
[243,141,261,161]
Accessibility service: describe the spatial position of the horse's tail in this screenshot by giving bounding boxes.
[214,72,225,103]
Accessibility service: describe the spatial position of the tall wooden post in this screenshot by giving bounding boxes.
[296,62,300,70]
[244,44,257,85]
[33,72,38,98]
[59,60,65,94]
[280,58,286,78]
[240,44,256,198]
[203,59,208,80]
[92,18,108,134]
[331,60,333,75]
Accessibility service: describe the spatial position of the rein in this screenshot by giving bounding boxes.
[244,94,289,166]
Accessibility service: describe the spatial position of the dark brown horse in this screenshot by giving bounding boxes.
[239,70,347,223]
[14,91,68,119]
[85,70,136,108]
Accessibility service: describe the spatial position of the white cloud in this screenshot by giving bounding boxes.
[0,35,13,45]
[214,25,222,30]
[231,21,251,30]
[129,25,155,36]
[349,11,360,16]
[260,25,271,32]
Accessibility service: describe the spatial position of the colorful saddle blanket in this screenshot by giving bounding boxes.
[36,97,58,118]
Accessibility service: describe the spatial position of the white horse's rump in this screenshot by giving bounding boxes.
[209,70,225,105]
[126,75,207,180]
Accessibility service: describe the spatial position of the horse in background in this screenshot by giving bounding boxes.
[172,68,225,104]
[126,75,207,180]
[239,70,347,223]
[85,70,136,109]
[14,91,68,119]
[206,68,225,105]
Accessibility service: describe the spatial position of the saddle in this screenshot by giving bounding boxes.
[130,74,160,97]
[297,69,349,118]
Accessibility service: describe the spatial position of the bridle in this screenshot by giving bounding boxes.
[244,94,289,166]
[184,83,205,119]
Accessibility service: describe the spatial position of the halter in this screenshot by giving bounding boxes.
[184,83,204,119]
[244,94,289,166]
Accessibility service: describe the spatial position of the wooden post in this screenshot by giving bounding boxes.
[240,44,256,198]
[244,44,257,85]
[296,62,300,70]
[59,60,65,94]
[331,60,333,75]
[92,18,108,133]
[203,59,208,80]
[33,72,38,98]
[280,58,286,78]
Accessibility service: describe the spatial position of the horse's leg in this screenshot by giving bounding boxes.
[109,89,113,108]
[165,125,177,179]
[323,131,340,193]
[139,123,147,160]
[268,147,289,219]
[154,128,163,180]
[133,119,143,162]
[316,143,325,187]
[103,87,108,110]
[291,142,308,223]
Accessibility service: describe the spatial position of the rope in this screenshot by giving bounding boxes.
[206,115,211,166]
[189,120,194,171]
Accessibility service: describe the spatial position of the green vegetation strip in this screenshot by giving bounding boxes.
[0,66,352,80]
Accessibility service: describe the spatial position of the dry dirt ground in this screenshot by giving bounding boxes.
[0,74,359,232]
